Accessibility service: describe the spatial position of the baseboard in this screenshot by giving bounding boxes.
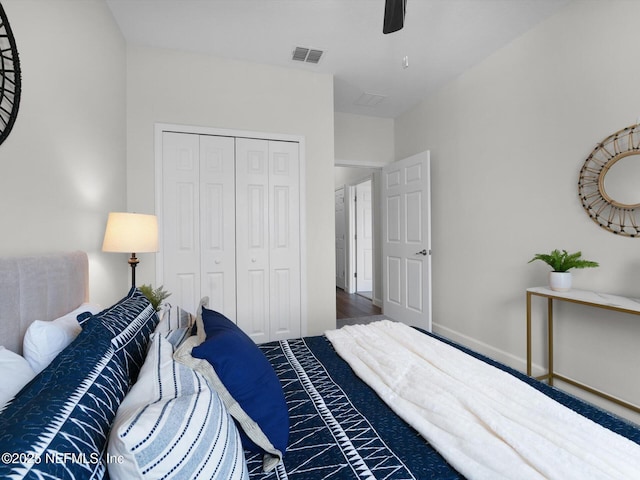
[432,322,547,378]
[373,297,383,308]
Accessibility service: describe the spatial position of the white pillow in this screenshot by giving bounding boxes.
[0,346,36,411]
[22,303,102,374]
[108,333,249,480]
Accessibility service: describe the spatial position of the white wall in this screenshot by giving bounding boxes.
[335,166,380,187]
[335,112,394,166]
[395,0,640,422]
[0,0,127,307]
[126,45,336,335]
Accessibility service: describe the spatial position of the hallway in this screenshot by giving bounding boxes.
[336,288,381,319]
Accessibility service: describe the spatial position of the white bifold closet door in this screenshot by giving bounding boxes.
[161,132,237,320]
[160,132,301,343]
[235,138,301,343]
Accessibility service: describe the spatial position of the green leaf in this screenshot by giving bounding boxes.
[528,249,598,272]
[139,284,172,311]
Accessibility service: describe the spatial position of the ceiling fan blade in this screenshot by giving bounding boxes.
[383,0,406,34]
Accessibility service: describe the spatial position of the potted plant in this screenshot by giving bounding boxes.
[139,284,171,311]
[528,249,599,292]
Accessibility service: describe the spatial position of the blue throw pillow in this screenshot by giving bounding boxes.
[0,288,159,479]
[86,287,159,382]
[191,308,289,454]
[0,317,128,479]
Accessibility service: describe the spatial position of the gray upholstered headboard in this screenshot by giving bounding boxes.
[0,251,89,354]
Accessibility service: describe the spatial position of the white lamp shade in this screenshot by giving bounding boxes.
[102,212,158,253]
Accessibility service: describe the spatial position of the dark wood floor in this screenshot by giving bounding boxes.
[336,287,382,319]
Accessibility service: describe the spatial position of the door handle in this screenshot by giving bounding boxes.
[415,249,428,256]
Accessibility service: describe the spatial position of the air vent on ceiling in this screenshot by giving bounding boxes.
[292,47,324,64]
[355,92,387,107]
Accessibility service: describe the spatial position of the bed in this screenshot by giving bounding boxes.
[1,252,639,480]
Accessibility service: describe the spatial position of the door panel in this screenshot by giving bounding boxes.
[356,180,373,294]
[406,258,423,312]
[203,272,225,311]
[406,191,422,243]
[387,195,401,241]
[199,135,235,318]
[162,132,236,317]
[268,140,301,341]
[162,132,200,314]
[387,256,402,304]
[273,187,290,248]
[248,270,268,335]
[236,138,270,342]
[382,151,431,330]
[335,187,346,289]
[176,183,196,250]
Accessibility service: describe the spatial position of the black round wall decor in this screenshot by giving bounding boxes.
[0,2,21,146]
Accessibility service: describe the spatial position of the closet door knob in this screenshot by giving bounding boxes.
[251,258,257,263]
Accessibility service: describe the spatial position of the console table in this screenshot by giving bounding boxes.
[526,286,640,414]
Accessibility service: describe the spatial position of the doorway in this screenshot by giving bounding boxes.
[354,178,373,299]
[334,166,380,315]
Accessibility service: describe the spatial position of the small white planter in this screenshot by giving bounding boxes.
[549,271,572,292]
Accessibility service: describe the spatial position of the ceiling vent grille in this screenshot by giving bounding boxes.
[355,92,387,107]
[292,47,324,64]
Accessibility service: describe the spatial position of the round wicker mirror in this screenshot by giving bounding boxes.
[578,124,640,237]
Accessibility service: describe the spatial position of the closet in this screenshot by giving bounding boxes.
[158,128,302,343]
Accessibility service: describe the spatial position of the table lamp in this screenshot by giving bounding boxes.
[102,212,158,287]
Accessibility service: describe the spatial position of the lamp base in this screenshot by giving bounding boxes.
[128,253,139,288]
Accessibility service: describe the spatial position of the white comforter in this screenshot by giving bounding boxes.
[325,320,640,480]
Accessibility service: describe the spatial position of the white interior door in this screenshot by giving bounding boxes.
[235,138,301,343]
[335,186,347,290]
[355,180,373,294]
[382,151,431,331]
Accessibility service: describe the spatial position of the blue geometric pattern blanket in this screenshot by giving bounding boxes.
[246,336,461,479]
[247,332,640,480]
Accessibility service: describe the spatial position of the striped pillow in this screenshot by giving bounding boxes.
[108,333,249,480]
[156,303,195,332]
[154,304,195,348]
